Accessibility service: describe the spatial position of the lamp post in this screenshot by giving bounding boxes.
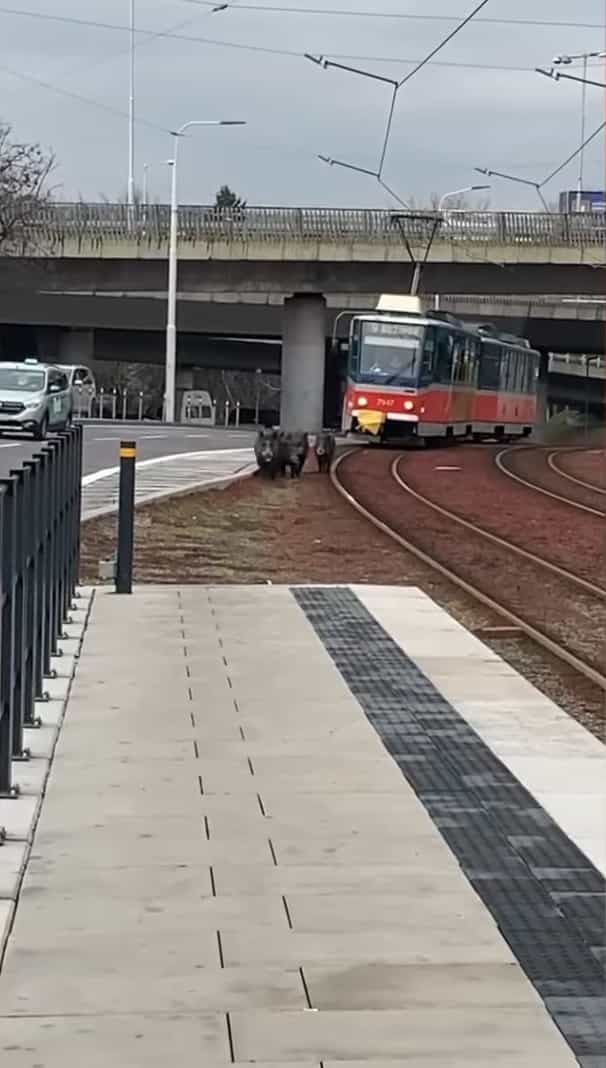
[550,53,606,211]
[164,118,246,424]
[128,0,136,208]
[438,185,490,210]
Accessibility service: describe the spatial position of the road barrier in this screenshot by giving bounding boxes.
[0,426,83,795]
[17,203,606,247]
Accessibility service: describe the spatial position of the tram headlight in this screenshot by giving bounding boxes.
[403,400,415,411]
[357,396,368,407]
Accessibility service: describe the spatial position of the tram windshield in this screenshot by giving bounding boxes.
[358,320,424,386]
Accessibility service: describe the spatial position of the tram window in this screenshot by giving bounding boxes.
[434,330,453,383]
[478,345,500,390]
[451,337,465,383]
[349,321,360,376]
[527,356,538,392]
[419,330,435,385]
[510,352,518,391]
[470,338,480,384]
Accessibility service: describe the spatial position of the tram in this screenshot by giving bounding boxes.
[340,295,540,442]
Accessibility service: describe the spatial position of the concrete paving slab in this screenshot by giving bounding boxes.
[220,926,514,968]
[17,892,288,935]
[50,652,77,678]
[286,892,494,933]
[6,923,221,970]
[0,1014,229,1067]
[27,829,270,869]
[19,862,216,901]
[271,833,454,868]
[0,900,14,959]
[323,1059,568,1067]
[23,723,59,760]
[302,961,543,1011]
[11,758,49,796]
[0,796,39,842]
[0,841,28,900]
[0,964,305,1015]
[33,698,64,727]
[230,1008,577,1064]
[212,864,468,897]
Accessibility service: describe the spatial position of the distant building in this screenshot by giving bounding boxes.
[559,190,606,212]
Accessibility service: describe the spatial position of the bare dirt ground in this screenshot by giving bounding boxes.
[80,464,605,742]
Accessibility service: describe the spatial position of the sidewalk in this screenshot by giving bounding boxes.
[0,585,601,1066]
[81,448,255,519]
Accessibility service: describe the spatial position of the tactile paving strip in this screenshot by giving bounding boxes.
[293,586,606,1066]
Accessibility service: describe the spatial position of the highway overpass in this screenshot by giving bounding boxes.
[1,290,604,362]
[3,204,606,428]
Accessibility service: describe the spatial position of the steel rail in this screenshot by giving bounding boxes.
[331,448,606,692]
[496,446,606,518]
[547,449,606,498]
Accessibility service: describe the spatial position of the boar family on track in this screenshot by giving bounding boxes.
[254,429,335,479]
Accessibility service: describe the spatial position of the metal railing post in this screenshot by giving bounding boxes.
[6,470,28,760]
[116,441,137,595]
[0,481,16,794]
[21,462,38,725]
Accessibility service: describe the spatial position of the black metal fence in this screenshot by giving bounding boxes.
[0,426,83,796]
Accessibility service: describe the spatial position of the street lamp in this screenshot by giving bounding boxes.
[540,52,606,211]
[165,119,246,424]
[128,0,136,208]
[438,185,490,210]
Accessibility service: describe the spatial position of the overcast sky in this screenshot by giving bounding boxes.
[1,1,604,208]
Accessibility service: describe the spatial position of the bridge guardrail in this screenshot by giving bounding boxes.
[15,204,606,247]
[0,426,82,795]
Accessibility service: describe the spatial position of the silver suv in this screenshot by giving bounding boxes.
[0,360,72,440]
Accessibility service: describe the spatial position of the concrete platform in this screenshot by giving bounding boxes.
[0,584,603,1067]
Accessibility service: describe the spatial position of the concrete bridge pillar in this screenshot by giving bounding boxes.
[281,294,326,431]
[57,328,95,366]
[35,327,61,362]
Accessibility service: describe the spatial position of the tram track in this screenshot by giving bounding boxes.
[332,447,606,694]
[497,445,606,518]
[547,449,606,498]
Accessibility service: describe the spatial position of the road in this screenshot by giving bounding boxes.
[0,424,256,479]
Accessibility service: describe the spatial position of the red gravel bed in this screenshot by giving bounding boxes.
[553,448,606,492]
[338,447,606,677]
[398,445,606,590]
[501,444,606,516]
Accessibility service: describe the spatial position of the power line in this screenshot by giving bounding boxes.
[0,7,599,75]
[185,0,604,30]
[541,120,606,186]
[397,0,491,88]
[0,61,172,135]
[313,0,494,201]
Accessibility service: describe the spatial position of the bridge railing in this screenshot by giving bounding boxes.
[0,427,83,795]
[17,203,606,246]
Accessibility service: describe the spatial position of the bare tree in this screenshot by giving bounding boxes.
[0,123,54,253]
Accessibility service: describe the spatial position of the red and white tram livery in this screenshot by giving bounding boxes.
[341,295,540,442]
